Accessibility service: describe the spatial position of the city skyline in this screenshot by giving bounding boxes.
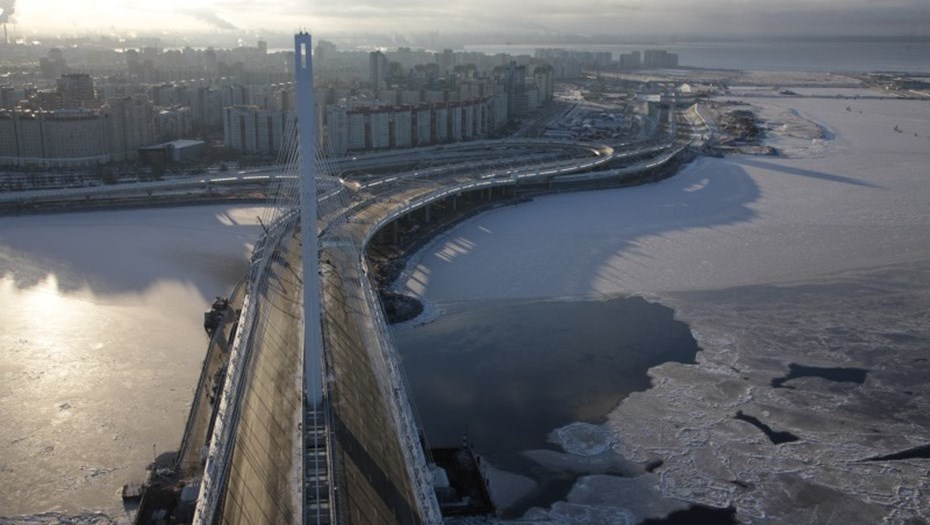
[6,0,930,39]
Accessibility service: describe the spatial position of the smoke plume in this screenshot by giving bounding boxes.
[183,8,238,30]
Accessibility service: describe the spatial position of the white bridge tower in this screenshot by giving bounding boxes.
[295,32,325,408]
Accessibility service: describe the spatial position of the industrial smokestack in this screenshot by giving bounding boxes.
[0,0,14,24]
[0,0,13,44]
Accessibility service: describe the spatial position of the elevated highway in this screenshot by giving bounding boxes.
[0,139,612,215]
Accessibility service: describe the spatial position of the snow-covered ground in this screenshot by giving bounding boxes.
[0,205,265,520]
[399,92,930,522]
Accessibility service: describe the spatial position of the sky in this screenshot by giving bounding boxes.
[7,0,930,38]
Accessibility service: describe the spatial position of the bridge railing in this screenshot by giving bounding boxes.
[353,247,444,523]
[192,291,256,525]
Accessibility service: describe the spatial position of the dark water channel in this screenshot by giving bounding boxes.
[771,363,869,389]
[394,295,701,504]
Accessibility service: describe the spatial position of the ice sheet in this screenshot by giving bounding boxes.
[401,93,930,522]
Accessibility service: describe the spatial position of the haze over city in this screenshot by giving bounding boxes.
[6,0,930,38]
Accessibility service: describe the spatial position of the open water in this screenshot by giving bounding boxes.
[396,296,699,455]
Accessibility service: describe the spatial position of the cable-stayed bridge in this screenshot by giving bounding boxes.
[180,32,705,525]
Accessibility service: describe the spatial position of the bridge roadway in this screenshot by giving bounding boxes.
[0,139,611,213]
[0,131,697,215]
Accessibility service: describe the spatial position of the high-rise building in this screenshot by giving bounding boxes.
[155,107,193,141]
[525,87,540,112]
[505,62,528,117]
[619,51,642,69]
[222,106,291,155]
[434,106,449,143]
[643,50,678,68]
[190,87,223,132]
[57,74,96,108]
[369,51,388,91]
[4,111,43,159]
[347,112,366,151]
[489,92,508,132]
[325,105,349,157]
[40,110,108,162]
[461,104,475,139]
[219,84,250,108]
[104,95,154,161]
[415,108,431,146]
[477,100,489,136]
[0,85,24,109]
[0,108,110,167]
[533,65,554,103]
[369,110,391,149]
[393,110,412,148]
[594,52,613,68]
[314,40,337,66]
[0,112,16,158]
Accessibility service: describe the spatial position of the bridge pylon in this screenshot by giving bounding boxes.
[295,32,325,409]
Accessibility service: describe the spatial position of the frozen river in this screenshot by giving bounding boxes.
[400,96,930,300]
[396,92,930,522]
[0,205,265,521]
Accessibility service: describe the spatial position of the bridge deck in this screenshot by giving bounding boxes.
[320,243,426,524]
[220,230,304,524]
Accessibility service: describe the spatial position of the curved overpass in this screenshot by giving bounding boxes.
[0,138,613,215]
